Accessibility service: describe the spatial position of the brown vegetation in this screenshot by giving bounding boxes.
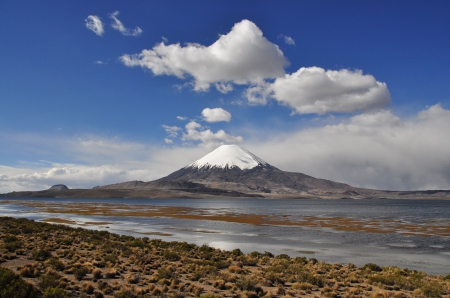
[0,217,449,297]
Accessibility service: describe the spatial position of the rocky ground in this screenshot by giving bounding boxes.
[0,217,449,298]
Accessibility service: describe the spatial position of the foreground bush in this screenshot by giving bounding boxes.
[0,267,39,298]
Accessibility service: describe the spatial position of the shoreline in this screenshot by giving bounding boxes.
[4,199,450,237]
[1,216,449,297]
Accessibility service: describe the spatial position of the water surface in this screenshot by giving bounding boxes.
[1,197,449,274]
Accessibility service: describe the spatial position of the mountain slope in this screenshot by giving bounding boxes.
[4,144,450,199]
[155,145,356,195]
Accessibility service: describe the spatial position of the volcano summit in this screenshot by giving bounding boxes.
[3,145,450,199]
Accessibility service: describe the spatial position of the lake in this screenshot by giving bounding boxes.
[1,197,449,275]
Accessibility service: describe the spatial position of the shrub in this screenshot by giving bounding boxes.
[0,267,39,298]
[420,282,443,298]
[105,269,117,278]
[156,267,174,280]
[265,271,284,285]
[81,282,95,294]
[363,263,382,272]
[103,254,118,264]
[92,268,103,279]
[2,235,23,252]
[47,257,65,271]
[20,266,33,277]
[263,251,274,258]
[236,275,258,291]
[38,271,62,291]
[73,266,89,281]
[43,287,68,298]
[293,257,308,264]
[128,239,146,248]
[164,250,180,261]
[31,248,52,261]
[292,282,312,290]
[231,248,243,256]
[275,254,291,260]
[114,288,137,298]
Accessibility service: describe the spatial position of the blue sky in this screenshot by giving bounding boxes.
[1,1,450,192]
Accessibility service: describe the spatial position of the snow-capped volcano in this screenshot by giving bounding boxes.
[20,144,450,199]
[187,145,274,170]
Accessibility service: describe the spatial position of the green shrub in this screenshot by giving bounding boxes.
[164,250,180,261]
[0,267,39,298]
[2,235,23,252]
[420,282,443,298]
[43,287,68,298]
[38,272,62,290]
[128,239,146,248]
[231,248,243,256]
[275,254,291,260]
[292,256,308,264]
[363,263,382,272]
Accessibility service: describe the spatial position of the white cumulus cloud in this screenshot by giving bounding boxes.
[201,108,232,123]
[120,19,287,91]
[85,15,104,36]
[270,67,391,114]
[182,121,243,148]
[110,11,143,37]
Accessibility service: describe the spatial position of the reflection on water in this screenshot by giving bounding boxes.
[0,197,449,274]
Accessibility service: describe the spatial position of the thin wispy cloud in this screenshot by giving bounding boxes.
[278,34,295,45]
[110,11,143,37]
[85,15,104,36]
[162,125,182,138]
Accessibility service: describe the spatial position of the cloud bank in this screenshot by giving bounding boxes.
[2,105,449,193]
[246,104,450,191]
[85,15,104,36]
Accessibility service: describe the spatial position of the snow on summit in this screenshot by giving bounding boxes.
[187,145,269,170]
